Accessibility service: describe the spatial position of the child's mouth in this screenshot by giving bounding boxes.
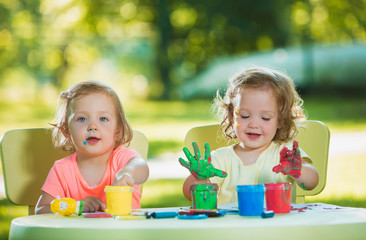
[247,133,261,139]
[86,136,100,144]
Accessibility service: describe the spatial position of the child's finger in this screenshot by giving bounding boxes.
[192,142,201,160]
[178,158,190,169]
[96,199,107,210]
[204,143,211,160]
[212,168,227,178]
[183,147,195,162]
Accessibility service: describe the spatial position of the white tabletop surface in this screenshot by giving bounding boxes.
[9,203,366,240]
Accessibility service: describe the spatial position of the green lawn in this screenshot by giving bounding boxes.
[1,96,366,158]
[1,96,366,240]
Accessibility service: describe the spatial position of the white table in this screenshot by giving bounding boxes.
[9,203,366,240]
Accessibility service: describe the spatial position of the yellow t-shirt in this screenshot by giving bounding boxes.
[210,141,311,206]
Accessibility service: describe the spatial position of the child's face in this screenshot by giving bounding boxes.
[67,92,120,159]
[233,88,279,152]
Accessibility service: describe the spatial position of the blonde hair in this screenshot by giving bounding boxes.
[215,66,306,144]
[51,81,133,152]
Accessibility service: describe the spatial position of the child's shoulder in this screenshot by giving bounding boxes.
[54,153,76,166]
[113,145,138,155]
[111,145,140,160]
[212,144,236,156]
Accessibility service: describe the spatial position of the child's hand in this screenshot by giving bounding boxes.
[272,141,302,178]
[179,142,227,179]
[112,172,135,186]
[82,196,107,213]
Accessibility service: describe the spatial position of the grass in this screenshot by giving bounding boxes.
[0,199,27,239]
[303,96,366,132]
[1,95,366,240]
[1,96,366,159]
[141,178,191,208]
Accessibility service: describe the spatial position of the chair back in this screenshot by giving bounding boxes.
[0,128,148,215]
[184,120,330,203]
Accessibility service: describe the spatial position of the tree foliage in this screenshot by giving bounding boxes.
[0,0,365,100]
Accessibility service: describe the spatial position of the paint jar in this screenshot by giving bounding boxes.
[264,183,292,213]
[190,183,218,210]
[104,186,133,216]
[236,184,265,216]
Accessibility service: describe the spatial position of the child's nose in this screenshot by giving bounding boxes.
[248,119,259,128]
[88,122,98,132]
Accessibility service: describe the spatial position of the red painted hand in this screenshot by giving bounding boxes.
[272,141,302,178]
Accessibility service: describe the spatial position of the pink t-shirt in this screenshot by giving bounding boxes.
[41,146,142,209]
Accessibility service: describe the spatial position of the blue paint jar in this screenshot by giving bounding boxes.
[237,184,265,216]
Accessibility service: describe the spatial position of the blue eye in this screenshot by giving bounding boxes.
[77,117,87,122]
[100,117,108,122]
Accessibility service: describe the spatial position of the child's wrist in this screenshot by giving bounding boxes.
[192,175,210,184]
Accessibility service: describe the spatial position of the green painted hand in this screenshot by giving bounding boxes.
[179,142,228,179]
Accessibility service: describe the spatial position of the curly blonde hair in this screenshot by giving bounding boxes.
[51,81,133,152]
[215,66,306,144]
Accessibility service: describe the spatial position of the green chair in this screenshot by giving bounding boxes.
[0,128,148,215]
[184,120,330,204]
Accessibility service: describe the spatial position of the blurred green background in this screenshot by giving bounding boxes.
[1,0,366,239]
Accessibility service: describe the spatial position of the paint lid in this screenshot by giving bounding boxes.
[264,183,293,191]
[190,183,219,191]
[236,184,265,192]
[104,186,133,192]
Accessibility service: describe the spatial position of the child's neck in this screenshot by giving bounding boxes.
[77,153,110,165]
[234,142,271,166]
[76,152,112,187]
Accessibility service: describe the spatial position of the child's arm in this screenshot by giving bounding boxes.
[112,156,149,186]
[182,175,210,201]
[291,160,319,190]
[35,192,107,214]
[35,192,54,214]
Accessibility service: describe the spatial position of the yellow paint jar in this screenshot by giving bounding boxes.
[104,186,133,216]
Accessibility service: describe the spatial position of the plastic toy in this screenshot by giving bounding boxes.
[179,209,226,217]
[261,210,275,218]
[177,214,208,220]
[145,211,178,219]
[179,142,227,179]
[272,141,302,178]
[50,196,83,216]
